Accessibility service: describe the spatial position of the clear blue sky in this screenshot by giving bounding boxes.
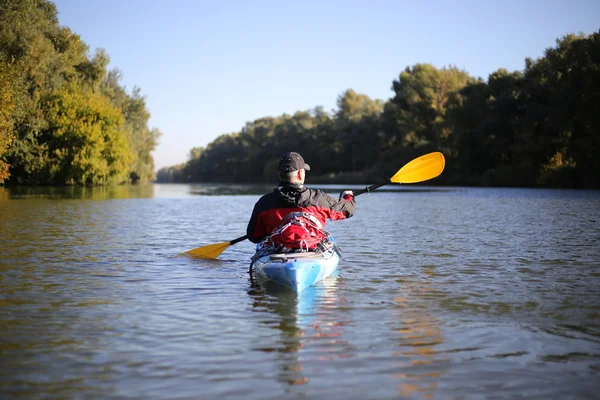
[52,0,599,170]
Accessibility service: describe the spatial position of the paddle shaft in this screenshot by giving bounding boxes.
[230,235,248,245]
[353,180,391,197]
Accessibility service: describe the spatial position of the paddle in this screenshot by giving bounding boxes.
[354,151,445,196]
[182,151,445,259]
[183,235,248,259]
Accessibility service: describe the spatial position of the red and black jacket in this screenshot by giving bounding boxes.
[246,183,355,244]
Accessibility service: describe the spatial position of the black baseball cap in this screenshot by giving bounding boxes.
[278,152,311,173]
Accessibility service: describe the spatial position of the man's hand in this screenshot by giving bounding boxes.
[339,190,354,201]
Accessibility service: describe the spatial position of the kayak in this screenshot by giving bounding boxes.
[251,248,339,292]
[250,240,340,292]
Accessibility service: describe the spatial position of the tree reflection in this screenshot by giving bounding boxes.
[3,185,155,200]
[392,266,447,399]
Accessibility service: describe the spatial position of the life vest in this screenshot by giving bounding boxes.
[264,211,328,251]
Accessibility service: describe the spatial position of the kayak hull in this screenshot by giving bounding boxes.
[252,248,340,292]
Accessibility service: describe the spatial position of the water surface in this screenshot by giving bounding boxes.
[1,184,599,399]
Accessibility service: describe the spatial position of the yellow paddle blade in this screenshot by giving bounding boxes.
[391,152,445,184]
[183,241,231,259]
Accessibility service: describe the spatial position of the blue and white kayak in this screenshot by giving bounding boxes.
[251,243,340,292]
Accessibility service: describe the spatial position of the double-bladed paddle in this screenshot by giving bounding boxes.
[182,151,445,259]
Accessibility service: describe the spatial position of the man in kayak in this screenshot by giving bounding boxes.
[246,152,355,252]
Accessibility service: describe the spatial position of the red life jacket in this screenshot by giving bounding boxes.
[264,211,327,251]
[246,183,355,244]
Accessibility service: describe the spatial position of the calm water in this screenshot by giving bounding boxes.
[1,184,599,399]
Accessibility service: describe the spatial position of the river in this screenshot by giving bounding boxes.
[1,184,599,399]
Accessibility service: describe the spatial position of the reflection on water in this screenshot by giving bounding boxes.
[247,274,344,390]
[1,184,155,200]
[393,266,446,399]
[248,281,308,387]
[0,257,124,398]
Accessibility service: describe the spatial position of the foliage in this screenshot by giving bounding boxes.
[522,33,600,188]
[0,0,159,185]
[0,61,16,181]
[385,64,475,153]
[42,84,133,185]
[101,73,162,183]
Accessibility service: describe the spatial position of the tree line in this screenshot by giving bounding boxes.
[0,0,160,185]
[157,31,599,189]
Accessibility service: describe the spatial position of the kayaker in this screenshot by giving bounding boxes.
[246,152,355,251]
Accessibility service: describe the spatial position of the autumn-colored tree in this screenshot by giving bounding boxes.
[0,61,16,181]
[42,84,133,185]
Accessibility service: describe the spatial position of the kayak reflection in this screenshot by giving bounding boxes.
[246,272,348,389]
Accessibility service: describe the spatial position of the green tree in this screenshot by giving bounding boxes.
[386,64,474,153]
[189,146,204,161]
[156,163,186,183]
[450,69,528,185]
[450,32,600,188]
[1,0,159,185]
[523,32,600,188]
[335,89,384,172]
[1,0,87,183]
[101,73,161,183]
[123,88,161,183]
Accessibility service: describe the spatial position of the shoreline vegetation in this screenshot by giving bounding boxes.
[0,0,160,186]
[1,1,598,189]
[157,30,600,189]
